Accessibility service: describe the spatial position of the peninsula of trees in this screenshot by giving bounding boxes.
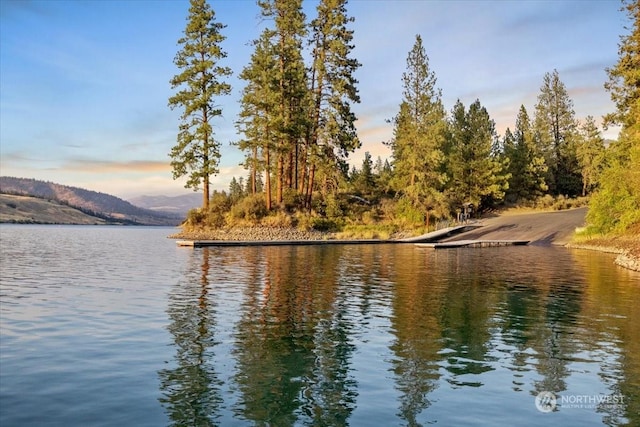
[168,0,639,238]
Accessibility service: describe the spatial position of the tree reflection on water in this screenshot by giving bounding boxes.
[158,245,639,426]
[158,248,223,426]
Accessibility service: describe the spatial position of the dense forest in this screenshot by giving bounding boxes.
[169,0,639,236]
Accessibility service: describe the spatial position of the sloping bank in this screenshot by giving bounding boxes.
[447,207,638,272]
[567,238,640,272]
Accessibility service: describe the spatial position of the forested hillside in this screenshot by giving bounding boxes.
[0,177,181,225]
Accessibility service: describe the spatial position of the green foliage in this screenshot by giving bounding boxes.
[260,211,294,228]
[309,217,341,232]
[533,69,581,196]
[576,116,607,196]
[323,193,344,219]
[310,0,361,155]
[175,12,639,239]
[445,99,509,211]
[504,105,548,202]
[587,1,640,236]
[235,29,279,210]
[184,190,231,229]
[604,0,640,132]
[388,35,447,215]
[207,191,232,227]
[351,151,376,196]
[228,177,244,203]
[229,194,268,222]
[393,196,425,227]
[281,188,305,212]
[587,139,640,234]
[336,223,398,240]
[168,0,232,210]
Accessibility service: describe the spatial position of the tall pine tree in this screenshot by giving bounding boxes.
[236,31,279,209]
[258,0,309,206]
[307,0,361,207]
[168,0,232,211]
[576,116,606,196]
[388,35,447,222]
[505,105,547,201]
[533,69,580,196]
[445,99,508,211]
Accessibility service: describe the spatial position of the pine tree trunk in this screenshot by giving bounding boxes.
[202,115,209,211]
[307,163,315,210]
[298,145,307,193]
[203,177,209,211]
[251,146,258,194]
[265,146,271,211]
[277,153,283,204]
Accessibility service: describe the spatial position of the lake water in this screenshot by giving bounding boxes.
[0,225,638,426]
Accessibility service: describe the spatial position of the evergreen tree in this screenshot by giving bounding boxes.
[505,105,548,201]
[604,0,640,136]
[236,30,279,209]
[373,157,393,195]
[533,69,580,196]
[446,99,508,210]
[259,0,309,206]
[307,0,361,207]
[229,176,244,202]
[388,35,447,221]
[168,0,232,211]
[502,128,519,202]
[576,116,606,196]
[353,151,375,195]
[588,0,640,233]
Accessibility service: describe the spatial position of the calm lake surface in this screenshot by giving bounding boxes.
[1,225,638,426]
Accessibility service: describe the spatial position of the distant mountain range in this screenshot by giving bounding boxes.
[128,193,202,217]
[0,177,182,226]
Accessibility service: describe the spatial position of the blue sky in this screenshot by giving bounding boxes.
[0,0,625,199]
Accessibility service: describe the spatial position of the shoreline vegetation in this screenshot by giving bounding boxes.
[170,203,640,273]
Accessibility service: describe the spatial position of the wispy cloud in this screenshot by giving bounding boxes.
[61,159,170,174]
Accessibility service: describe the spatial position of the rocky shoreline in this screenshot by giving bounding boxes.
[169,226,335,242]
[566,242,640,272]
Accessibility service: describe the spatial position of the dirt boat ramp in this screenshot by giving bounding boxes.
[448,207,587,246]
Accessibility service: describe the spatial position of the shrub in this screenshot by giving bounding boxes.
[310,217,341,232]
[261,211,294,228]
[324,194,344,219]
[394,196,423,226]
[282,189,305,212]
[184,208,206,228]
[229,194,267,222]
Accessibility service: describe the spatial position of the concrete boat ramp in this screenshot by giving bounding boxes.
[177,224,528,248]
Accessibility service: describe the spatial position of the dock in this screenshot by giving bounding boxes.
[176,239,393,248]
[414,240,530,249]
